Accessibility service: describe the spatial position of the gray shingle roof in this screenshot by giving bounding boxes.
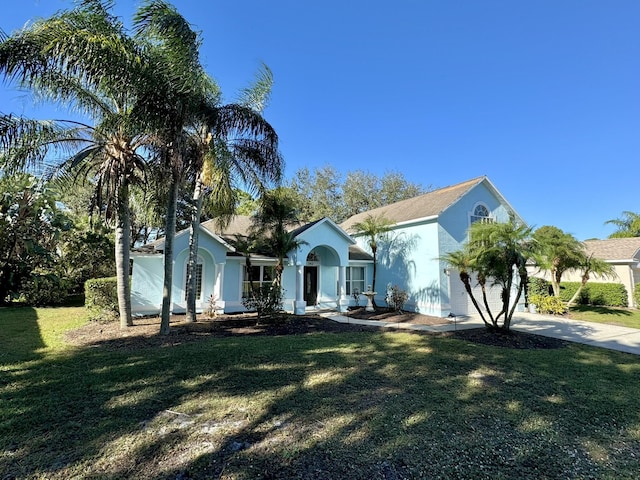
[584,238,640,263]
[339,176,487,233]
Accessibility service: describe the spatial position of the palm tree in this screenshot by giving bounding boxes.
[532,226,586,297]
[251,188,304,288]
[183,67,282,322]
[466,217,534,330]
[606,211,640,238]
[567,254,616,307]
[0,1,153,328]
[132,0,215,334]
[444,217,533,331]
[352,214,392,306]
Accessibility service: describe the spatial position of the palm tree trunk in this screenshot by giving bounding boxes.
[115,182,133,328]
[371,248,378,308]
[567,273,589,307]
[460,274,490,327]
[186,175,204,322]
[160,173,180,335]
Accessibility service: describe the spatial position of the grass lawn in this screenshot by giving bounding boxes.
[568,305,640,329]
[1,307,639,479]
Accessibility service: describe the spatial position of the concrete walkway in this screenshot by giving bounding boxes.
[320,311,640,356]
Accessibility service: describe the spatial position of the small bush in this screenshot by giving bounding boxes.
[242,284,283,322]
[529,294,567,315]
[634,284,640,309]
[386,284,409,312]
[560,282,628,307]
[85,277,119,322]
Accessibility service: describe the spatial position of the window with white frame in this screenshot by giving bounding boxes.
[243,265,276,297]
[470,204,493,224]
[346,266,365,296]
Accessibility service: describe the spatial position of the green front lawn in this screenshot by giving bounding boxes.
[1,307,639,479]
[568,305,640,329]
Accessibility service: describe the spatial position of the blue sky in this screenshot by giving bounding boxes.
[2,1,638,240]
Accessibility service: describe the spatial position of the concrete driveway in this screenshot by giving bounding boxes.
[325,311,640,355]
[509,312,640,355]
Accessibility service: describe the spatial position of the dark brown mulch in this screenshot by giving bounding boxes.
[64,310,567,351]
[449,327,569,349]
[345,307,449,326]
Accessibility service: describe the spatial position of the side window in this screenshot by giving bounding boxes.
[346,267,365,295]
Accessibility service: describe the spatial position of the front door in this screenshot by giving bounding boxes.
[304,266,318,306]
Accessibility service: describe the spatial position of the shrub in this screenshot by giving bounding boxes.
[528,277,552,297]
[242,284,283,322]
[386,284,409,312]
[529,294,567,315]
[634,284,640,309]
[19,273,69,306]
[85,277,119,322]
[560,282,628,307]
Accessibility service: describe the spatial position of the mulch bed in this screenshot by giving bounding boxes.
[64,309,568,351]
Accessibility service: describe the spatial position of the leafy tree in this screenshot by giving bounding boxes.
[288,166,426,223]
[288,165,344,222]
[606,211,640,238]
[0,174,70,303]
[352,214,392,306]
[343,170,426,218]
[0,2,152,326]
[532,226,586,297]
[443,217,533,331]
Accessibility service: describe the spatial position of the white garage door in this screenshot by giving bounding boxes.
[449,270,504,316]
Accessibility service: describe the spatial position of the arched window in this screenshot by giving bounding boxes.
[470,204,493,224]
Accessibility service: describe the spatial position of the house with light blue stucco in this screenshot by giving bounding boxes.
[130,176,526,317]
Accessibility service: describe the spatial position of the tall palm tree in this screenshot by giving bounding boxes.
[0,1,153,328]
[183,68,282,322]
[132,0,214,334]
[352,214,392,306]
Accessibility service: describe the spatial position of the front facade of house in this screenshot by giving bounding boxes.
[131,217,373,316]
[130,176,527,317]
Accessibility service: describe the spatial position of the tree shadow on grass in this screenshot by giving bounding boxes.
[0,306,44,364]
[1,328,639,479]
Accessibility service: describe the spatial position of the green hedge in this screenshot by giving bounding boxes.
[634,284,640,309]
[559,282,628,307]
[85,277,119,322]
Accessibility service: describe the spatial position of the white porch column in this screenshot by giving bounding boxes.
[294,264,306,315]
[214,262,225,313]
[337,265,348,312]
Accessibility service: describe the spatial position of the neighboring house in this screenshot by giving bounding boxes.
[130,176,527,317]
[557,238,640,307]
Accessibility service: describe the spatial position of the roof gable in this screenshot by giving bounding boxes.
[291,217,356,245]
[340,176,523,232]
